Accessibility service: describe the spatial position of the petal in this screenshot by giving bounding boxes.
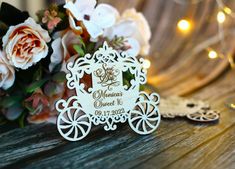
[125,37,140,57]
[0,56,15,90]
[104,20,136,39]
[122,8,151,42]
[49,38,63,72]
[64,0,96,20]
[68,14,83,32]
[140,43,151,56]
[64,1,82,20]
[92,4,119,28]
[24,17,51,42]
[62,30,82,59]
[83,20,103,39]
[27,110,50,124]
[121,9,151,56]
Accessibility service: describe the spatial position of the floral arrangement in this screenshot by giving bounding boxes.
[0,0,151,126]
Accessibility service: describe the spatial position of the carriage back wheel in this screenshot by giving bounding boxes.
[128,92,161,135]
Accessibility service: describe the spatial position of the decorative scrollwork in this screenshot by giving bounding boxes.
[90,113,128,131]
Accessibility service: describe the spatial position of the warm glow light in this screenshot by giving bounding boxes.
[208,50,218,59]
[230,104,235,109]
[217,11,226,23]
[177,19,191,33]
[224,7,232,15]
[143,59,151,69]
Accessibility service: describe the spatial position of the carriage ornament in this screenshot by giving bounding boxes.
[56,42,161,141]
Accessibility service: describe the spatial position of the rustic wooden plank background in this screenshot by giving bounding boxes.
[0,0,235,169]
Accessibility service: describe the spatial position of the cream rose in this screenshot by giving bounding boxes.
[0,52,15,90]
[2,17,51,70]
[121,9,151,56]
[49,30,81,72]
[104,8,151,57]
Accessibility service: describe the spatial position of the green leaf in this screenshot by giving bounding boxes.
[5,104,24,121]
[0,96,22,108]
[52,71,66,83]
[24,102,35,112]
[0,115,7,125]
[78,37,86,48]
[18,111,26,128]
[73,44,85,56]
[25,79,47,93]
[86,42,96,54]
[33,66,42,81]
[52,63,62,73]
[44,81,57,97]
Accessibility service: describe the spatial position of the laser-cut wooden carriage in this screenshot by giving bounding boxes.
[56,42,161,141]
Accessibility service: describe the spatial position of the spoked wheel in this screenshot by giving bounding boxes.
[187,110,219,122]
[57,107,91,141]
[128,92,161,135]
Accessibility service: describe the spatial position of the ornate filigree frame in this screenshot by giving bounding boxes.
[56,42,161,141]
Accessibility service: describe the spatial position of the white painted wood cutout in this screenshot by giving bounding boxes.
[56,42,161,141]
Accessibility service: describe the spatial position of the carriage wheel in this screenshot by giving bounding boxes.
[57,107,91,141]
[187,110,219,122]
[128,93,161,135]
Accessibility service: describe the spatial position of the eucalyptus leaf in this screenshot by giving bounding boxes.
[18,111,26,128]
[73,44,85,56]
[5,104,24,121]
[44,81,57,97]
[78,37,86,48]
[52,72,66,83]
[52,63,62,73]
[33,66,42,81]
[0,96,22,108]
[0,116,7,125]
[25,79,47,93]
[86,43,95,53]
[24,102,35,112]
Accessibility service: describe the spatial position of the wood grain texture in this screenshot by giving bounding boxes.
[0,0,235,169]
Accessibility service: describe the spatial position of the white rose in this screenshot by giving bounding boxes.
[121,9,151,56]
[2,17,51,70]
[0,52,15,90]
[104,8,151,57]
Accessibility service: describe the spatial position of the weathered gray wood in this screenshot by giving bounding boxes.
[1,120,187,169]
[0,124,64,167]
[1,0,235,169]
[166,125,235,169]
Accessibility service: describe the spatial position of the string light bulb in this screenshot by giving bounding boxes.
[143,59,151,69]
[224,7,232,15]
[208,50,218,59]
[177,19,192,33]
[217,11,226,24]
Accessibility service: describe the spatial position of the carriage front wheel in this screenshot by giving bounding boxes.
[57,104,92,141]
[128,92,161,135]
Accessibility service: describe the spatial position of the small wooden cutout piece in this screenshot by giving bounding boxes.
[159,96,219,122]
